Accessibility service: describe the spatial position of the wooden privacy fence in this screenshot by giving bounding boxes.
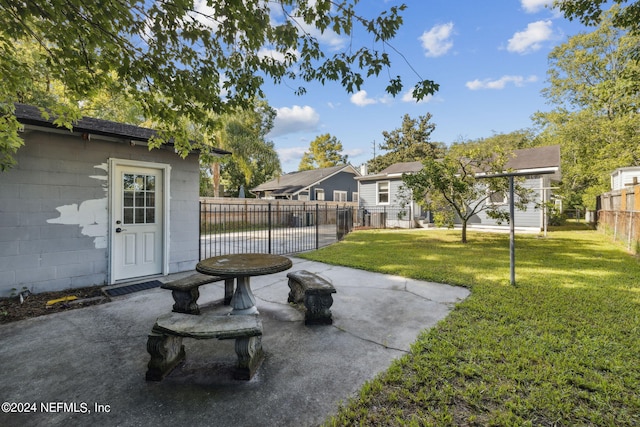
[598,184,640,253]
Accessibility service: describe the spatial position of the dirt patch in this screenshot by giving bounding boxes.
[0,286,110,325]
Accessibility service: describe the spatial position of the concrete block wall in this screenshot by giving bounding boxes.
[0,129,200,296]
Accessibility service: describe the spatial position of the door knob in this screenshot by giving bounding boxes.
[115,227,127,233]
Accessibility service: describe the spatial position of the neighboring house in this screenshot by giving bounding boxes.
[355,145,561,231]
[251,164,360,202]
[0,104,229,296]
[610,166,640,190]
[355,161,425,228]
[466,145,561,231]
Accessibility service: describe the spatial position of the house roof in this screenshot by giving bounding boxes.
[355,161,424,181]
[357,145,561,181]
[252,164,359,196]
[14,103,230,155]
[505,145,561,172]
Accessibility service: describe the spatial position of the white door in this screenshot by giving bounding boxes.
[112,165,164,281]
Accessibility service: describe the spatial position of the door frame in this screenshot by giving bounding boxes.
[108,158,171,284]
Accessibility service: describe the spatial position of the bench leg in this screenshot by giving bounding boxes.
[304,294,334,325]
[287,279,305,304]
[146,333,185,381]
[171,289,200,315]
[224,278,234,305]
[233,336,264,380]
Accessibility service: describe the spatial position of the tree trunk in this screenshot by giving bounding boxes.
[461,220,468,243]
[211,162,220,197]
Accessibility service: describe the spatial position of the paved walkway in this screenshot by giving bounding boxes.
[0,258,469,427]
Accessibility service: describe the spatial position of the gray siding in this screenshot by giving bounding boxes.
[0,129,200,296]
[358,178,408,209]
[307,171,359,202]
[467,177,546,229]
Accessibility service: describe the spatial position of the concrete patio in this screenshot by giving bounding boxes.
[0,258,469,427]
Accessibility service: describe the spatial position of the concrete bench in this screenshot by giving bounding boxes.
[161,273,235,315]
[145,312,263,381]
[286,270,336,325]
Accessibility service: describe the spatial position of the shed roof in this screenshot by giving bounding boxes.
[14,103,230,155]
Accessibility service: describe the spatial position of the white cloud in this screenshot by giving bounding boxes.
[350,90,378,107]
[521,0,552,13]
[466,75,538,90]
[268,105,320,137]
[419,22,455,57]
[258,47,298,64]
[507,20,553,54]
[402,90,433,104]
[277,146,308,163]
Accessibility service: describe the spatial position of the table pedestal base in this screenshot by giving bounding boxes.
[230,277,258,315]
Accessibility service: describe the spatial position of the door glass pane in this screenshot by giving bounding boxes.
[124,192,133,207]
[146,208,155,223]
[135,208,145,224]
[124,208,134,224]
[124,174,135,191]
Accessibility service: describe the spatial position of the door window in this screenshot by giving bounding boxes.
[123,173,156,224]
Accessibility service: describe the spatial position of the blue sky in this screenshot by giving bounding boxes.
[259,0,591,173]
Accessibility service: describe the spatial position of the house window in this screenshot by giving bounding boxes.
[377,181,390,204]
[352,192,359,203]
[334,190,347,202]
[298,191,309,201]
[315,189,325,201]
[487,190,508,206]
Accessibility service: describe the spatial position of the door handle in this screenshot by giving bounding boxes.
[115,227,127,233]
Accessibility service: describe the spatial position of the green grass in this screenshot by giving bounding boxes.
[299,225,640,426]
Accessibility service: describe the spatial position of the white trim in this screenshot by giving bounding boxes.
[108,158,171,284]
[377,180,390,205]
[334,190,347,202]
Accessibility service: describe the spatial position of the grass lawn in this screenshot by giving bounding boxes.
[299,224,640,426]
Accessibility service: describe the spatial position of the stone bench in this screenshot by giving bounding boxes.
[145,312,263,381]
[161,273,235,315]
[286,270,336,325]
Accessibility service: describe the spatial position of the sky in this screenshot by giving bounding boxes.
[259,0,591,173]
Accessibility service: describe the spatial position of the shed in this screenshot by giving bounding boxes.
[0,104,229,296]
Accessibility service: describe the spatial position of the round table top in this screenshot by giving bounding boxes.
[196,253,293,277]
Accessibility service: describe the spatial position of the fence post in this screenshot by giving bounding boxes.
[315,203,319,250]
[199,201,202,260]
[268,203,272,254]
[628,211,633,251]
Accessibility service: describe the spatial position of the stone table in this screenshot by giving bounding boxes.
[196,253,292,315]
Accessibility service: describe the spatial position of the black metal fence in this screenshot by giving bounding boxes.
[353,206,422,229]
[199,201,354,258]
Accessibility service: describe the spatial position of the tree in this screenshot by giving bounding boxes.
[555,0,640,35]
[204,100,281,197]
[402,144,531,243]
[368,113,442,173]
[298,133,347,171]
[0,1,438,170]
[543,8,640,119]
[535,8,640,208]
